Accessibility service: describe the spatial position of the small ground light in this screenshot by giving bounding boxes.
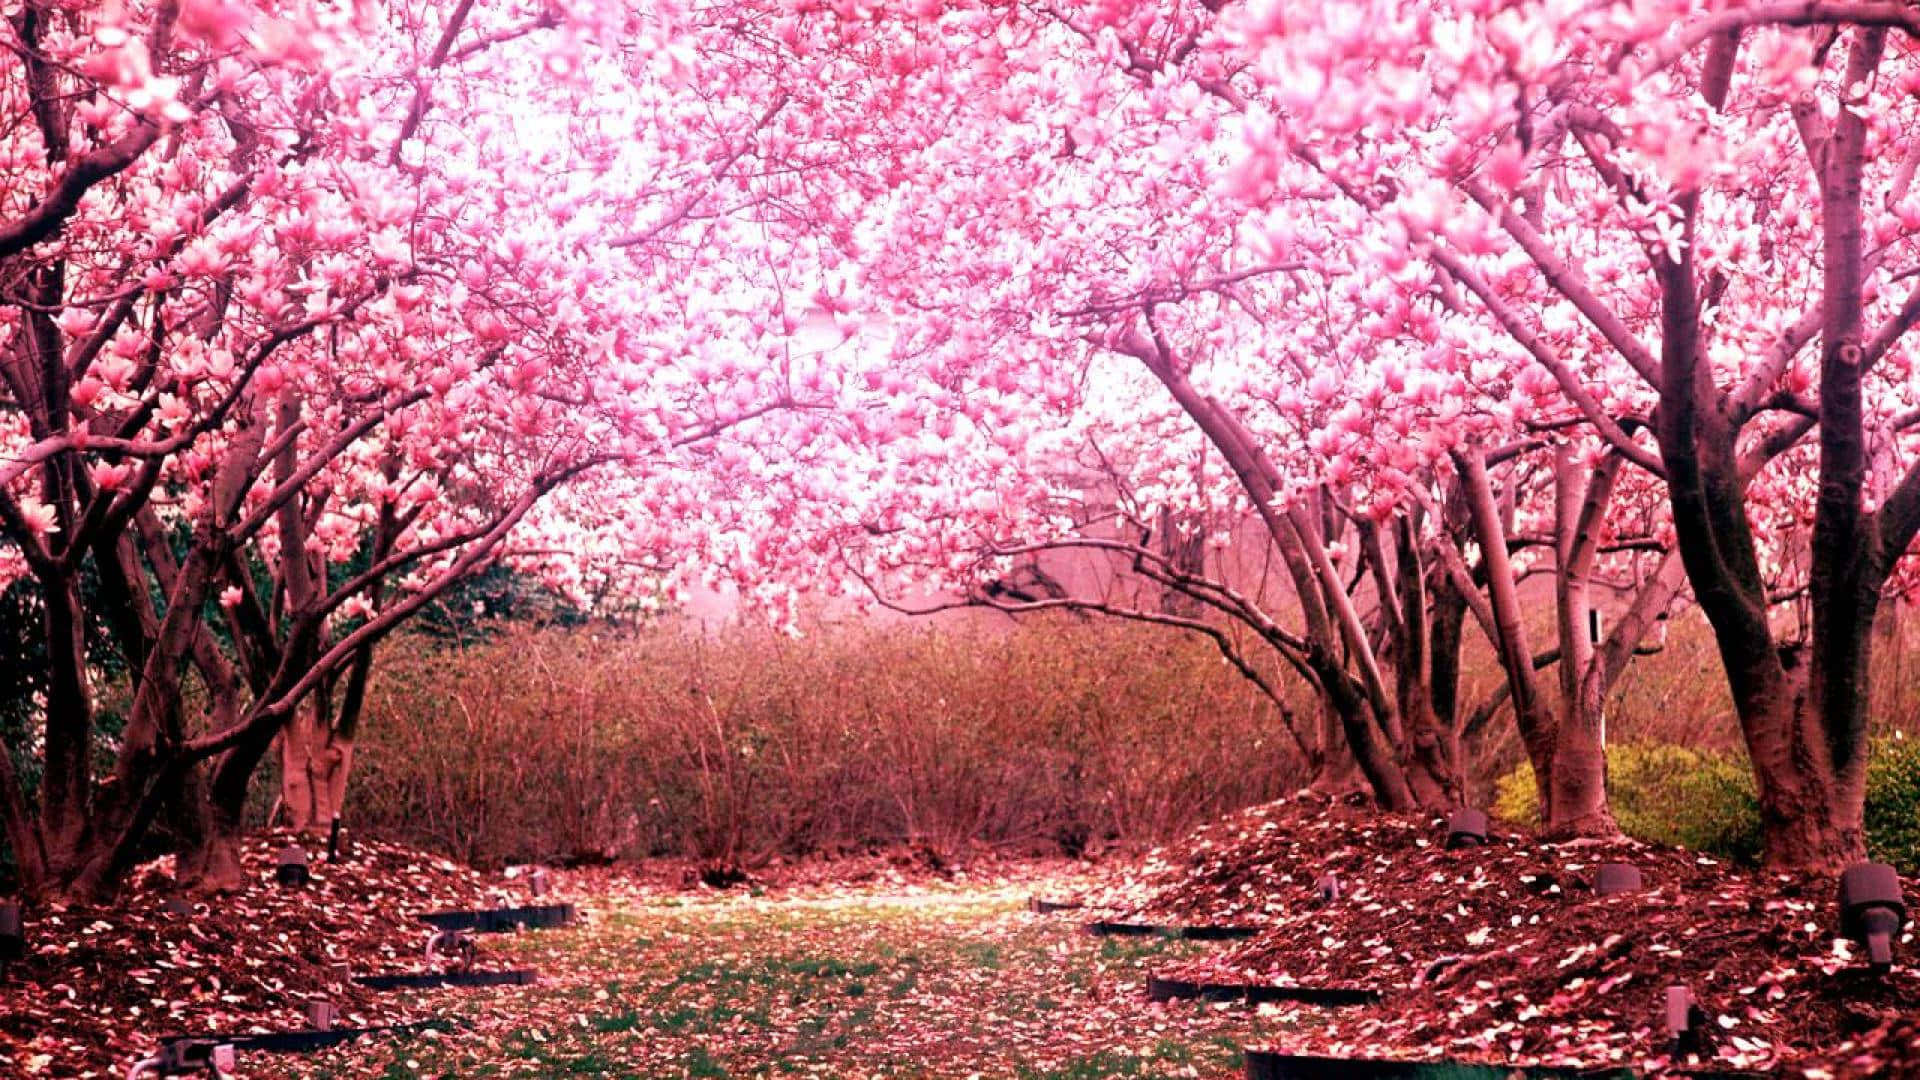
[1838,862,1906,972]
[426,928,476,970]
[1594,864,1644,896]
[1445,808,1489,849]
[1665,985,1704,1054]
[1314,873,1341,902]
[326,816,345,862]
[129,1039,236,1079]
[275,845,311,887]
[0,901,23,967]
[530,868,551,898]
[307,997,336,1032]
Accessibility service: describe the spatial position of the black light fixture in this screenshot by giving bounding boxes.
[275,845,311,887]
[1665,984,1704,1053]
[1839,862,1907,971]
[1445,808,1489,849]
[326,816,346,863]
[1594,864,1644,896]
[0,901,23,968]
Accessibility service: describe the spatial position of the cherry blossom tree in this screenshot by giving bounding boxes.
[0,0,891,900]
[1220,0,1920,867]
[795,0,1696,834]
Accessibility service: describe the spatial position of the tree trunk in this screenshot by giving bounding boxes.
[40,571,95,873]
[1543,446,1621,839]
[1741,664,1866,870]
[279,702,356,835]
[178,801,248,896]
[1306,701,1364,795]
[180,729,280,893]
[1543,691,1615,839]
[1334,698,1418,811]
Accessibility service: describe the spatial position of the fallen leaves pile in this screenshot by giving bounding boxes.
[0,832,533,1077]
[3,800,1917,1078]
[1068,793,1919,1077]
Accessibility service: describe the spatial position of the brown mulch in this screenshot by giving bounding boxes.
[0,832,531,1078]
[4,803,1915,1078]
[1069,793,1918,1077]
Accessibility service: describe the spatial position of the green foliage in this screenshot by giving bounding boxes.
[1495,739,1920,872]
[0,570,138,887]
[1866,734,1920,874]
[406,562,601,645]
[1494,743,1763,864]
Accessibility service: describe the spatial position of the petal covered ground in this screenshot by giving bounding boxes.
[4,800,1918,1078]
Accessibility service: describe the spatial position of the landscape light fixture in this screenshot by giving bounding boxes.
[1314,873,1342,903]
[327,816,345,862]
[127,1038,236,1079]
[530,868,551,898]
[426,927,477,971]
[1665,984,1704,1054]
[1838,862,1907,972]
[1445,808,1489,849]
[275,844,311,887]
[0,900,23,968]
[1593,864,1644,896]
[307,997,337,1032]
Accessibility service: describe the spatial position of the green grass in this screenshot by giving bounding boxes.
[301,884,1314,1079]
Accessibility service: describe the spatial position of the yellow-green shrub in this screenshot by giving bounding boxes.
[1493,744,1761,863]
[1866,733,1920,873]
[1495,739,1920,872]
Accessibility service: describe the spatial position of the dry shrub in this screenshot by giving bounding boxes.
[349,617,1304,867]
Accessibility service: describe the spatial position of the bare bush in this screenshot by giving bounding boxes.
[343,618,1304,867]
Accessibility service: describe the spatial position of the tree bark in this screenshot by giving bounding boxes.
[279,701,356,835]
[1545,446,1620,838]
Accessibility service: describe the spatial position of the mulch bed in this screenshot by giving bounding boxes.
[1072,794,1916,1077]
[5,802,1915,1078]
[0,833,538,1077]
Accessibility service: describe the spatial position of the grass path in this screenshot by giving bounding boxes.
[289,880,1315,1079]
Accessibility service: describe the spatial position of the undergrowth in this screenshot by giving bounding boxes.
[347,618,1303,867]
[1493,736,1920,872]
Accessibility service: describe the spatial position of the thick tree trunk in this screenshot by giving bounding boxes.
[1397,697,1460,808]
[1305,700,1364,795]
[178,801,248,896]
[1739,667,1866,870]
[40,572,94,872]
[1543,692,1614,839]
[181,729,280,893]
[279,704,356,835]
[1543,447,1621,839]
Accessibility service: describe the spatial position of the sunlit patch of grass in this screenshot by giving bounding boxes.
[1015,1038,1237,1080]
[321,877,1323,1080]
